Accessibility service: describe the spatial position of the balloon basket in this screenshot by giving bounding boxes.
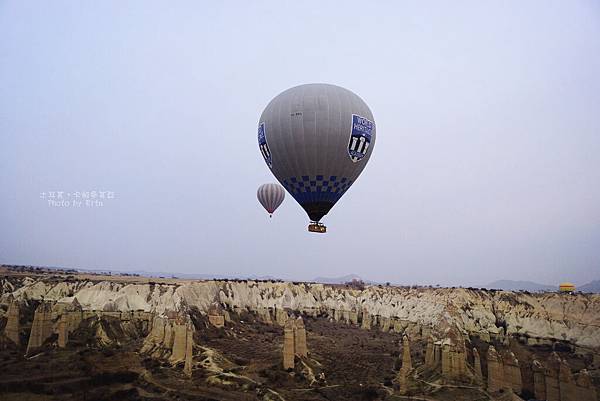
[308,222,327,233]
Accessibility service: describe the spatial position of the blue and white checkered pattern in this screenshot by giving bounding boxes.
[281,175,353,205]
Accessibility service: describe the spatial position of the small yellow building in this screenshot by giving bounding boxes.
[559,282,576,292]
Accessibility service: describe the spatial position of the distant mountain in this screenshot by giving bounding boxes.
[579,280,600,293]
[485,280,555,292]
[312,274,378,285]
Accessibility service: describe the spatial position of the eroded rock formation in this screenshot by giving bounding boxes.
[207,303,225,328]
[361,308,371,330]
[546,352,562,401]
[4,299,20,345]
[170,321,188,362]
[2,276,599,350]
[527,353,599,401]
[141,313,193,366]
[57,313,68,348]
[380,316,391,332]
[486,346,525,396]
[0,273,599,398]
[425,337,435,367]
[533,359,547,400]
[282,316,309,370]
[349,308,358,325]
[440,333,467,380]
[56,298,83,348]
[576,370,597,401]
[559,358,578,401]
[428,339,442,368]
[256,307,272,324]
[487,345,505,393]
[26,302,54,354]
[473,347,483,379]
[276,307,288,326]
[294,317,307,357]
[504,351,522,394]
[397,335,413,395]
[283,319,295,370]
[401,335,412,370]
[183,324,194,377]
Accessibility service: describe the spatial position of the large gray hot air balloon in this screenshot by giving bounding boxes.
[258,84,376,232]
[257,183,285,218]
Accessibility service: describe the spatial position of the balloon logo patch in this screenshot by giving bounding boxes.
[258,122,272,168]
[348,115,374,162]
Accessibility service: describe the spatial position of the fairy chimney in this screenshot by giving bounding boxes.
[26,302,54,355]
[283,319,295,370]
[398,335,413,395]
[532,360,546,401]
[487,346,506,393]
[473,348,483,379]
[294,317,307,357]
[504,351,522,394]
[545,352,562,401]
[183,324,194,377]
[4,299,20,346]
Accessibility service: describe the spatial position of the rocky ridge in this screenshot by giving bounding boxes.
[1,273,599,401]
[1,276,599,349]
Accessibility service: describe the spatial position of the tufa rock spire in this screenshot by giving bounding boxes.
[532,360,546,401]
[487,346,505,393]
[183,324,194,377]
[545,352,561,401]
[504,351,522,394]
[294,317,307,357]
[283,319,295,370]
[397,335,413,395]
[26,302,54,355]
[473,348,483,379]
[4,299,20,346]
[401,335,412,371]
[282,316,309,370]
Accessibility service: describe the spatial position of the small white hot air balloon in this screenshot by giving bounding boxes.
[257,183,285,218]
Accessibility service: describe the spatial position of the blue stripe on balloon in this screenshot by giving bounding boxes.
[280,175,353,206]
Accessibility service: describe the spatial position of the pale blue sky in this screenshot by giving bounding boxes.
[1,1,599,286]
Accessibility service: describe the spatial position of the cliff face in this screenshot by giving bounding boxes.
[2,276,600,349]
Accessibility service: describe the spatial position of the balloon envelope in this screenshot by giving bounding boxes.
[258,83,376,222]
[257,183,285,216]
